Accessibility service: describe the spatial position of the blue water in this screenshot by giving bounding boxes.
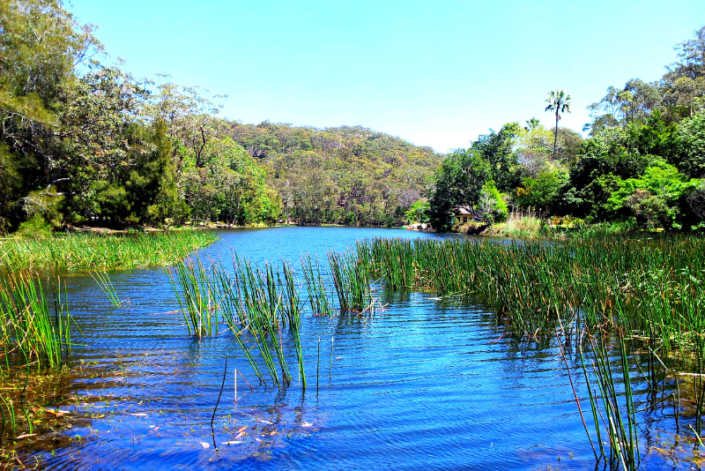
[27,228,679,470]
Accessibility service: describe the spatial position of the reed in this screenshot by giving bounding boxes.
[167,259,217,338]
[0,271,75,372]
[0,230,217,273]
[359,235,705,349]
[90,271,122,307]
[168,254,308,390]
[327,249,372,313]
[350,234,705,465]
[500,208,546,238]
[578,333,640,470]
[301,254,332,316]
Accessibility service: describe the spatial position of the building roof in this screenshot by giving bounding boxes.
[454,206,474,216]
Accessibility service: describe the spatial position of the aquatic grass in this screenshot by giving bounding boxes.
[90,271,122,307]
[167,260,218,338]
[0,271,75,372]
[360,235,705,349]
[0,396,16,443]
[351,234,705,463]
[281,261,305,388]
[168,253,308,390]
[327,249,372,313]
[0,230,217,274]
[301,254,332,316]
[578,334,640,470]
[161,233,705,466]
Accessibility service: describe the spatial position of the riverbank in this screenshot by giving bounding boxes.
[406,216,672,239]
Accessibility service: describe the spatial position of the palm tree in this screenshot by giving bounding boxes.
[544,90,572,159]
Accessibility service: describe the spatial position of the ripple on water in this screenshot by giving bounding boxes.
[21,228,656,470]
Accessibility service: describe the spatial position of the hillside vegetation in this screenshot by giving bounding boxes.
[0,0,441,234]
[230,122,442,226]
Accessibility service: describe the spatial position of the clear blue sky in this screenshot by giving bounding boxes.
[68,0,705,153]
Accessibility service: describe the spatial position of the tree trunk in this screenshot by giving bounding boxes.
[553,111,559,160]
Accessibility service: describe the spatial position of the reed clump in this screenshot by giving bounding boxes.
[359,236,705,349]
[356,234,705,467]
[168,254,307,389]
[301,254,332,316]
[0,230,217,273]
[0,271,75,372]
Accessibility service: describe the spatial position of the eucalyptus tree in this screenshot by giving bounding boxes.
[0,0,103,228]
[665,25,705,82]
[545,90,572,159]
[144,79,229,174]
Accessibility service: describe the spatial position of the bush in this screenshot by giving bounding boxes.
[17,215,54,239]
[405,200,430,224]
[477,181,507,223]
[515,169,568,213]
[607,160,700,229]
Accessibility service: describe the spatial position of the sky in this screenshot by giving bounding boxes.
[67,0,705,153]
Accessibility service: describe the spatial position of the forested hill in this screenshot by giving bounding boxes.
[229,122,444,226]
[0,1,445,234]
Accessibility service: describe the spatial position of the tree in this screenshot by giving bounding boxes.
[673,111,705,178]
[470,122,522,192]
[545,90,572,159]
[562,128,659,219]
[0,0,103,229]
[524,118,541,132]
[476,180,507,223]
[427,149,492,231]
[515,169,568,213]
[405,200,430,224]
[607,160,699,229]
[665,26,705,82]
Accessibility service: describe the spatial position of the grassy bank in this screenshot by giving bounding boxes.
[452,214,669,240]
[0,231,218,274]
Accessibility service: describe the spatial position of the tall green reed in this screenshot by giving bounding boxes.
[0,271,75,372]
[168,254,307,390]
[90,271,122,307]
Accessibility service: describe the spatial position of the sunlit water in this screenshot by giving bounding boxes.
[27,227,683,470]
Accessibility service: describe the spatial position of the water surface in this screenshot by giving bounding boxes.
[29,227,680,470]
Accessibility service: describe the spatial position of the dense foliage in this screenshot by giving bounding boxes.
[428,26,705,232]
[230,122,442,226]
[0,0,442,233]
[4,1,704,233]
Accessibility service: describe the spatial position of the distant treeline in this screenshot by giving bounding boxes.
[0,0,442,234]
[425,26,705,232]
[3,0,704,235]
[230,122,442,226]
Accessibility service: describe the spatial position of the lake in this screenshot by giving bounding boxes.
[30,227,678,470]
